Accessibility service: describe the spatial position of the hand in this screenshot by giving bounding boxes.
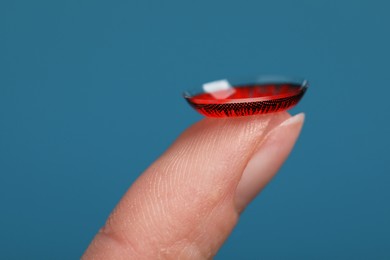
[83,112,305,259]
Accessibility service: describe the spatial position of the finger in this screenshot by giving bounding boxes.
[83,112,305,259]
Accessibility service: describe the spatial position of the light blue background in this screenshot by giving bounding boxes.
[1,0,389,259]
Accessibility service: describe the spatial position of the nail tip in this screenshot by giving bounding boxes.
[280,112,305,127]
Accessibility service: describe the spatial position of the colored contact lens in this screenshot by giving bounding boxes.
[183,76,308,117]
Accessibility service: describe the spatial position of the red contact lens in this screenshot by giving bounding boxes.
[183,76,308,117]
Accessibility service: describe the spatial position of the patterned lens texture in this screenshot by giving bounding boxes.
[185,83,307,117]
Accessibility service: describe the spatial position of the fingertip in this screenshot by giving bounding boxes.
[83,111,302,259]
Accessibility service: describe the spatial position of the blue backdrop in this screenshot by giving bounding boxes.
[1,0,389,259]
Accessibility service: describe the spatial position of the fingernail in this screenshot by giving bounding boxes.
[234,113,305,212]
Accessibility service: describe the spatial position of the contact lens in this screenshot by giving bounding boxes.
[183,76,308,117]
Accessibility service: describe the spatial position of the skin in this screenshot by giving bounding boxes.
[83,112,305,259]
